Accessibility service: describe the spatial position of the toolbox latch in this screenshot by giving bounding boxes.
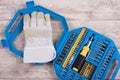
[1,39,8,47]
[26,1,35,8]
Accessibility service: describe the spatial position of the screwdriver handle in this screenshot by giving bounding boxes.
[72,55,85,72]
[80,46,90,57]
[72,46,89,72]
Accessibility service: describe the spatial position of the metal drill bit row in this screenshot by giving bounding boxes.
[55,32,77,65]
[88,39,109,63]
[94,47,115,80]
[60,68,82,80]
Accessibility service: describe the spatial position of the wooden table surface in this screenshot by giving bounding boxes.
[0,0,120,80]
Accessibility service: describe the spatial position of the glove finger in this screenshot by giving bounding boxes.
[31,12,37,28]
[37,12,45,28]
[45,14,52,29]
[23,14,30,30]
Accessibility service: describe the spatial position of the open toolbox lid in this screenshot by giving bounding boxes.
[0,1,68,59]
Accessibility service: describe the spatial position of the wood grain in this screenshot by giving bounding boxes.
[0,0,120,80]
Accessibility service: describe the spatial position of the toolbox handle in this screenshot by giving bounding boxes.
[110,53,120,80]
[1,1,69,58]
[104,50,120,80]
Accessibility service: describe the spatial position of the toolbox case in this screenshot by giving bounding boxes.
[53,27,120,80]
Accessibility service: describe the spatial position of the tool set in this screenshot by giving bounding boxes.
[0,1,120,80]
[54,27,120,80]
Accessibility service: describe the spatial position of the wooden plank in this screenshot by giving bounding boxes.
[1,11,120,21]
[0,0,120,21]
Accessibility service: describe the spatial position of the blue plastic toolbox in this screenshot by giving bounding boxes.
[53,27,120,80]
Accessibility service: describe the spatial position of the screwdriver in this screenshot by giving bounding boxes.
[72,34,94,72]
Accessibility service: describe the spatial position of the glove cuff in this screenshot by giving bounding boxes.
[23,46,56,63]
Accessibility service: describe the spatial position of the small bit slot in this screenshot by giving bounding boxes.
[105,60,118,79]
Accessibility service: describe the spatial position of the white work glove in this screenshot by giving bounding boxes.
[23,12,56,63]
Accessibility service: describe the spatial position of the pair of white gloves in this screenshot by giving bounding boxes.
[23,12,56,63]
